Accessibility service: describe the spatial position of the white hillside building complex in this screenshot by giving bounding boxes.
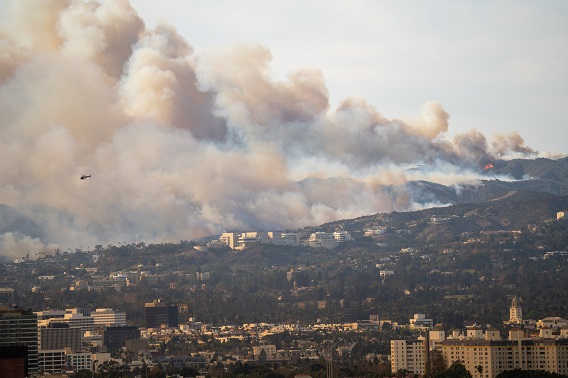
[216,230,353,250]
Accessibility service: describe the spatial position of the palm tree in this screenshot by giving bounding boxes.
[476,364,483,378]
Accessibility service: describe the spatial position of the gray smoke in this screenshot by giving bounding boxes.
[0,0,544,257]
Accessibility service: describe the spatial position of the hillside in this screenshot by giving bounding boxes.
[318,191,568,244]
[0,204,43,239]
[1,156,567,250]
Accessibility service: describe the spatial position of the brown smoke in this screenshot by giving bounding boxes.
[0,0,542,257]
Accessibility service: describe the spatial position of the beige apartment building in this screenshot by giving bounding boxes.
[442,329,568,377]
[391,327,568,377]
[390,338,427,375]
[252,344,277,359]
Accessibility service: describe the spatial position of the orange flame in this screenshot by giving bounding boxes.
[484,163,494,170]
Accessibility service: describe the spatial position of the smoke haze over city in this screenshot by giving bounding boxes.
[0,0,562,257]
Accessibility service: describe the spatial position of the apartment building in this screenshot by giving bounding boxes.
[391,326,568,377]
[442,329,568,377]
[391,338,426,375]
[252,344,277,359]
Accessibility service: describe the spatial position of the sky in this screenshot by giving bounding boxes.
[131,0,568,154]
[0,0,566,257]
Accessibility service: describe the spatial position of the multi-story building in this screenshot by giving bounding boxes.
[536,317,568,330]
[102,326,140,352]
[34,309,66,321]
[409,314,434,330]
[304,232,338,249]
[0,306,39,375]
[302,231,354,248]
[39,322,81,351]
[391,338,426,375]
[0,345,28,378]
[145,300,178,328]
[38,349,66,374]
[38,308,95,337]
[333,231,354,242]
[219,232,239,249]
[391,326,568,377]
[219,231,302,250]
[66,351,92,372]
[252,344,277,359]
[91,308,127,327]
[442,328,568,377]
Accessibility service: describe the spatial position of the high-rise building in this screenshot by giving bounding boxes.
[391,338,426,375]
[0,306,39,375]
[145,300,178,328]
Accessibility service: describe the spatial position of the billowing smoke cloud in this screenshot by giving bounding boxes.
[0,232,58,261]
[0,0,543,256]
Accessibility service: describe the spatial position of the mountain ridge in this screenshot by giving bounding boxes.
[1,156,568,251]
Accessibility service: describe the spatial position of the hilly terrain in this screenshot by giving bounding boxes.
[312,190,568,246]
[0,156,567,252]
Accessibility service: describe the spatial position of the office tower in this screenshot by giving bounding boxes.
[0,306,39,375]
[39,322,81,351]
[102,326,140,352]
[145,300,178,328]
[0,345,28,378]
[91,308,127,326]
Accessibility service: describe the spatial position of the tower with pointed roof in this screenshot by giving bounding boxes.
[509,296,523,324]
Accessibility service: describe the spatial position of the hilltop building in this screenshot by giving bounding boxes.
[303,231,354,249]
[217,230,353,250]
[218,231,301,250]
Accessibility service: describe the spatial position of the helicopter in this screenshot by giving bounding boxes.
[80,174,92,180]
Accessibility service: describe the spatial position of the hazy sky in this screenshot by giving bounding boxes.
[132,0,568,154]
[0,0,565,256]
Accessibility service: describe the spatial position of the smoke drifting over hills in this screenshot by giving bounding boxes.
[0,0,545,256]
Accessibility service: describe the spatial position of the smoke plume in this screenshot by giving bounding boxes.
[0,0,542,257]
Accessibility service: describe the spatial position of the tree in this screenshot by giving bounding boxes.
[437,361,473,378]
[72,370,93,378]
[425,350,446,378]
[259,348,267,362]
[476,365,483,378]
